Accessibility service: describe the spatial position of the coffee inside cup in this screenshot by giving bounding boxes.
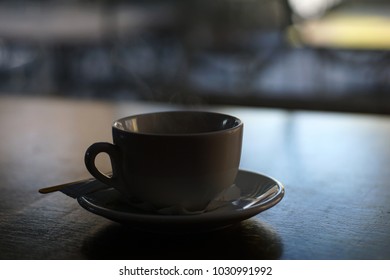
[114,111,241,135]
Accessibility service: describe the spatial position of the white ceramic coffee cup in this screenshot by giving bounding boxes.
[84,111,243,212]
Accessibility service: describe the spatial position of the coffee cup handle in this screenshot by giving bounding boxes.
[84,142,121,188]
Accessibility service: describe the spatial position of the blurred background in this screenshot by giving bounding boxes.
[0,0,389,113]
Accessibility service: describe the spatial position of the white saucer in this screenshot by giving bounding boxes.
[77,170,284,232]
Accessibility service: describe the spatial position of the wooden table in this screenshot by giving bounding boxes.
[1,95,389,260]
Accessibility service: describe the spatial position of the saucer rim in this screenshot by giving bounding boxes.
[77,169,285,227]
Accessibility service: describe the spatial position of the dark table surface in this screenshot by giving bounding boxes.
[1,95,389,260]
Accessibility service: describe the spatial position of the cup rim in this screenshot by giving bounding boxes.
[112,110,243,137]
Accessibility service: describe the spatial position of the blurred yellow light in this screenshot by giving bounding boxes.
[298,14,390,50]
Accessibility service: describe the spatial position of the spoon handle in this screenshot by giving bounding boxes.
[38,177,95,194]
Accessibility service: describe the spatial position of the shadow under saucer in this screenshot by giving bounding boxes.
[82,219,283,259]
